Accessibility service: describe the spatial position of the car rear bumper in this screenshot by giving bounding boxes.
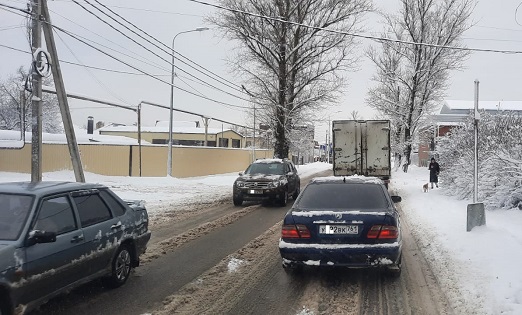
[278,239,401,267]
[136,231,151,256]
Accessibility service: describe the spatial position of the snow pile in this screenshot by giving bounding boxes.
[227,258,244,273]
[393,165,522,315]
[296,307,315,315]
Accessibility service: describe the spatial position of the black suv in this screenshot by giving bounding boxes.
[233,159,301,207]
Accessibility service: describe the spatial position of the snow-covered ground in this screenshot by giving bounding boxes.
[1,162,520,314]
[393,165,522,315]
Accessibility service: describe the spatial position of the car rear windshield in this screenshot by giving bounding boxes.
[0,193,34,240]
[245,163,284,175]
[296,183,389,210]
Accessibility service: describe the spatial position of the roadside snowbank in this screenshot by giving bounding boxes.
[393,166,522,315]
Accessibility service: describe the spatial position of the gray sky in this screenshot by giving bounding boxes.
[2,0,522,142]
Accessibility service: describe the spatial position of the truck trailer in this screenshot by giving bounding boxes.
[332,120,391,185]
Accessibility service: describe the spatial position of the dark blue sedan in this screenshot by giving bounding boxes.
[278,176,402,275]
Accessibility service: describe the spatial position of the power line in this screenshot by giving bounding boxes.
[48,7,170,72]
[0,2,29,14]
[55,30,130,104]
[0,25,24,31]
[516,1,522,27]
[187,0,522,55]
[79,0,249,102]
[52,25,252,110]
[0,43,167,76]
[92,0,243,94]
[70,0,250,104]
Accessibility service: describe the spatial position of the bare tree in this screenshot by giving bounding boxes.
[0,66,62,133]
[210,0,372,158]
[367,0,474,172]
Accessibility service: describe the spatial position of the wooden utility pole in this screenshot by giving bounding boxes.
[30,0,42,182]
[41,0,85,182]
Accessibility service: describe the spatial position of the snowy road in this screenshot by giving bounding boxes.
[26,171,449,315]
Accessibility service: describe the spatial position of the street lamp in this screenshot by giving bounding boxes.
[167,27,209,177]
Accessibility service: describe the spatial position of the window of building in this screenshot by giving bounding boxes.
[152,139,168,144]
[231,139,241,148]
[219,138,229,147]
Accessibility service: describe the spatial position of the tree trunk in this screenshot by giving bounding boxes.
[274,0,289,159]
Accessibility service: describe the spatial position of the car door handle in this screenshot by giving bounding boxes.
[71,234,84,243]
[111,223,122,230]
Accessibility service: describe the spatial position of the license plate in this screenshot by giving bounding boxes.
[249,190,263,194]
[319,225,358,235]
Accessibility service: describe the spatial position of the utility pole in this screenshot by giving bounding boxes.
[30,0,42,182]
[41,0,85,182]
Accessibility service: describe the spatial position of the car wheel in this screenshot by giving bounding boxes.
[279,190,288,207]
[292,186,300,200]
[103,244,133,288]
[233,195,243,206]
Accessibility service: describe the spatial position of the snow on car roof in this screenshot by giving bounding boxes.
[253,158,284,164]
[311,175,383,185]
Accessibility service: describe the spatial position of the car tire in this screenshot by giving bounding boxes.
[233,195,243,206]
[292,186,300,200]
[103,244,133,288]
[279,190,288,207]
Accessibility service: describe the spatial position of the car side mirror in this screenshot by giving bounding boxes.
[391,196,402,203]
[27,230,57,246]
[239,172,244,176]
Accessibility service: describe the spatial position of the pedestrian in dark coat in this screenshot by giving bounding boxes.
[428,157,440,188]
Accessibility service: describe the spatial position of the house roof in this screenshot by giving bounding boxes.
[0,129,148,145]
[433,100,522,125]
[444,100,522,111]
[98,125,243,136]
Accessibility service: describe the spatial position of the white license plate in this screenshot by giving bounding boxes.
[249,190,263,194]
[319,225,358,235]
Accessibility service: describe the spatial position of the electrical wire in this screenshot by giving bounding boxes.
[516,2,522,27]
[76,0,249,102]
[0,25,24,31]
[48,7,170,73]
[0,43,166,77]
[92,0,243,94]
[52,25,252,110]
[187,0,522,55]
[0,2,29,14]
[72,0,246,102]
[55,29,130,104]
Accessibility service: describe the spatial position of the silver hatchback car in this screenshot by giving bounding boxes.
[0,182,151,315]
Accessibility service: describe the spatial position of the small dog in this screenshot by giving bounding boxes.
[423,183,429,193]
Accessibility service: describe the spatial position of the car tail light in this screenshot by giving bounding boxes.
[282,224,311,239]
[367,225,398,239]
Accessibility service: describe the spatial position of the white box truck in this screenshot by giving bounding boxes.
[332,120,391,185]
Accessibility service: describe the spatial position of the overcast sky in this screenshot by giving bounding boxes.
[2,0,522,141]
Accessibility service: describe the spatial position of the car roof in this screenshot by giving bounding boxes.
[0,181,107,197]
[310,176,384,185]
[253,158,285,164]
